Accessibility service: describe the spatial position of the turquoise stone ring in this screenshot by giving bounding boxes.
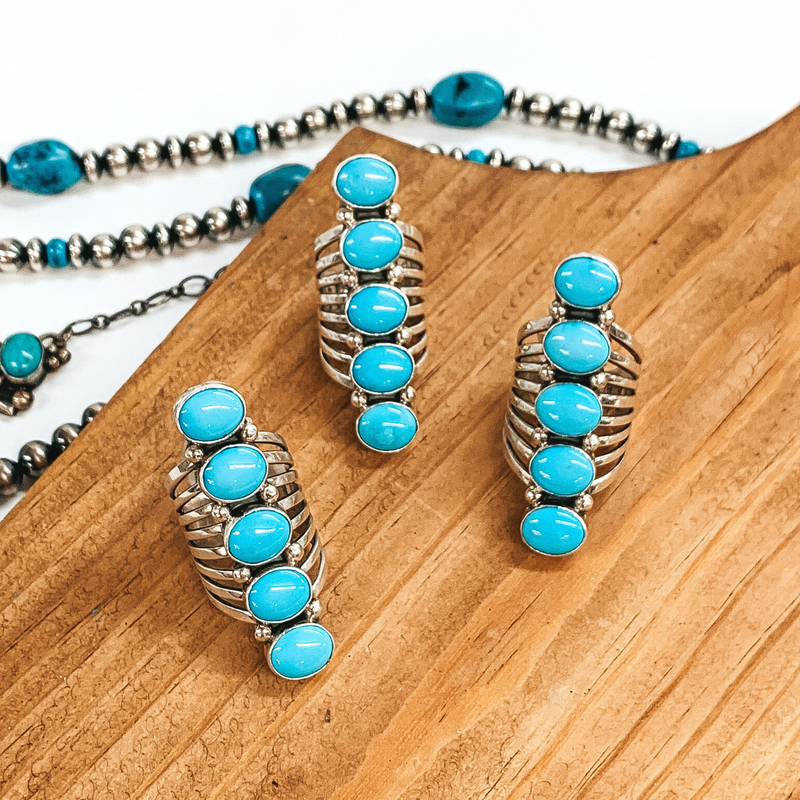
[175,384,246,444]
[333,154,398,209]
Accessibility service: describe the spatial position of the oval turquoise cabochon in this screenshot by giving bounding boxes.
[246,566,312,624]
[0,332,43,380]
[357,401,419,452]
[351,344,414,395]
[341,219,403,271]
[268,623,335,680]
[521,505,586,556]
[200,444,268,502]
[530,444,595,497]
[346,284,409,335]
[334,155,398,208]
[226,507,292,565]
[553,255,620,309]
[176,385,246,443]
[535,383,602,438]
[543,320,610,375]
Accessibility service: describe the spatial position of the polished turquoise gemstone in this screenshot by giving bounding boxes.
[352,344,414,394]
[430,72,505,128]
[249,164,310,222]
[467,149,487,163]
[0,333,43,380]
[535,383,602,437]
[268,623,334,680]
[543,320,610,375]
[234,125,258,155]
[675,140,701,159]
[227,508,292,565]
[200,444,267,502]
[553,256,620,309]
[246,566,311,624]
[46,238,70,268]
[7,140,83,194]
[521,505,586,556]
[177,385,245,443]
[346,284,408,335]
[334,155,397,208]
[357,402,418,452]
[530,444,595,497]
[341,220,403,271]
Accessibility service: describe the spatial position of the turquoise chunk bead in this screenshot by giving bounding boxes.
[200,444,267,502]
[357,402,418,452]
[346,284,408,335]
[334,155,397,208]
[521,505,586,556]
[535,383,602,437]
[227,508,292,565]
[0,333,43,380]
[530,444,595,497]
[352,344,414,394]
[675,140,701,159]
[249,164,310,223]
[177,385,245,443]
[246,566,311,624]
[46,238,70,268]
[341,220,403,271]
[430,72,505,128]
[7,140,83,195]
[543,320,610,375]
[268,623,334,680]
[467,149,487,163]
[234,125,258,155]
[554,255,620,309]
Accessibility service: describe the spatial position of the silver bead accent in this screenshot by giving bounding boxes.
[381,91,407,121]
[82,402,105,426]
[506,87,526,120]
[509,155,534,171]
[557,98,583,131]
[172,213,203,248]
[301,106,329,137]
[632,121,662,154]
[605,110,634,143]
[68,234,88,268]
[701,146,715,154]
[659,131,681,161]
[120,224,151,261]
[164,135,184,168]
[51,423,82,454]
[185,132,214,165]
[254,120,271,151]
[90,233,119,268]
[26,238,46,272]
[230,196,254,230]
[272,117,301,147]
[329,100,350,129]
[103,144,132,178]
[203,207,233,242]
[152,222,173,256]
[19,441,51,479]
[539,159,565,173]
[351,93,378,123]
[422,143,443,155]
[409,86,429,116]
[134,138,163,172]
[0,238,24,273]
[450,147,465,161]
[584,103,605,136]
[526,93,553,126]
[215,130,235,162]
[487,149,505,167]
[81,150,103,183]
[0,459,20,498]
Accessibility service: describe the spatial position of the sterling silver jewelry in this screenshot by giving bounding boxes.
[166,382,334,680]
[504,254,643,556]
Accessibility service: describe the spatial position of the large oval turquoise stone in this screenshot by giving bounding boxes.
[346,284,408,335]
[554,256,620,309]
[341,220,403,271]
[200,444,268,502]
[543,320,610,375]
[0,333,43,380]
[530,444,595,497]
[535,383,602,438]
[7,140,83,195]
[227,507,292,565]
[334,155,397,208]
[430,72,505,127]
[269,623,334,680]
[521,505,586,556]
[357,402,418,452]
[177,386,245,443]
[246,566,311,624]
[249,164,310,223]
[352,344,414,394]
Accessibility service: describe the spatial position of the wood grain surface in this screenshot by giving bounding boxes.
[3,112,800,800]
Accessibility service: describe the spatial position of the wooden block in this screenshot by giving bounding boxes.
[2,110,800,799]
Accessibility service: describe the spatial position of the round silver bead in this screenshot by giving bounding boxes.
[254,120,271,151]
[0,238,24,273]
[81,150,103,183]
[487,148,505,167]
[51,423,82,454]
[120,224,151,261]
[584,103,605,136]
[557,98,583,131]
[409,86,429,116]
[215,130,235,162]
[230,195,254,230]
[422,143,443,155]
[301,106,329,137]
[526,93,553,126]
[103,144,132,178]
[450,147,465,161]
[134,138,163,172]
[506,86,526,120]
[605,110,634,143]
[272,117,301,148]
[632,121,662,154]
[26,238,46,272]
[172,213,203,248]
[659,131,681,161]
[185,132,214,165]
[329,100,350,130]
[539,159,565,173]
[509,155,534,170]
[90,233,119,268]
[381,91,407,121]
[68,234,88,268]
[203,207,233,242]
[164,135,184,168]
[18,441,51,479]
[152,222,173,256]
[82,402,105,426]
[0,458,20,498]
[351,93,378,123]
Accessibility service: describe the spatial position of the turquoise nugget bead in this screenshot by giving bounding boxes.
[341,220,403,271]
[357,402,418,452]
[0,333,43,380]
[246,566,311,624]
[200,444,268,502]
[177,385,245,443]
[334,155,397,208]
[7,140,83,194]
[553,256,620,309]
[430,72,505,128]
[249,164,310,222]
[543,320,610,375]
[346,284,408,335]
[675,140,701,159]
[269,623,334,680]
[234,125,258,155]
[530,445,595,497]
[46,238,70,268]
[521,505,586,556]
[467,149,487,163]
[351,344,414,394]
[227,508,292,565]
[535,383,602,438]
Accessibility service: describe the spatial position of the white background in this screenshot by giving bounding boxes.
[1,0,798,517]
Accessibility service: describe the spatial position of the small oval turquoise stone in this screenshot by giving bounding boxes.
[530,444,595,497]
[177,386,245,443]
[357,402,418,452]
[346,284,408,335]
[535,383,602,438]
[334,155,397,208]
[201,444,267,502]
[521,505,586,556]
[46,238,70,268]
[543,320,610,375]
[233,125,258,155]
[554,256,620,309]
[430,72,505,128]
[227,507,291,565]
[249,164,310,222]
[269,623,334,680]
[352,344,414,394]
[7,140,83,195]
[0,333,43,380]
[675,140,701,159]
[467,149,487,163]
[246,566,311,624]
[341,220,403,271]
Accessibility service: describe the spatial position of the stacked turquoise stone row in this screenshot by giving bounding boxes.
[315,155,426,453]
[167,383,334,680]
[504,255,642,556]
